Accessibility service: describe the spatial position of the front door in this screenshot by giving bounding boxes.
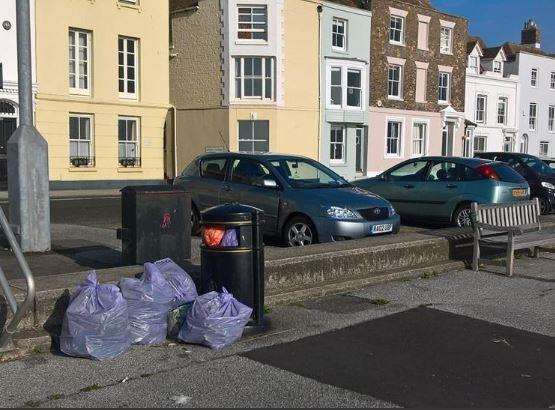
[442,123,454,156]
[0,118,17,189]
[355,127,366,176]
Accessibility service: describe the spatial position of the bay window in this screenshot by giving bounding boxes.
[327,62,365,109]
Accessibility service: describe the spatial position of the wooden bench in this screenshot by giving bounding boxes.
[471,199,555,276]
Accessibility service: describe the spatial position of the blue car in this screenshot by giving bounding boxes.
[174,153,400,246]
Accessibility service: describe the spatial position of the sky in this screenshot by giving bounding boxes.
[431,0,555,53]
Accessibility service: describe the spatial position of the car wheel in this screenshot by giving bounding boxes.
[537,196,551,215]
[453,204,472,228]
[283,216,317,247]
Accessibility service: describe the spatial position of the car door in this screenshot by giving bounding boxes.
[381,160,430,216]
[420,160,465,220]
[196,157,229,210]
[224,158,280,235]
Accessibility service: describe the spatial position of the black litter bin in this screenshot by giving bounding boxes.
[200,203,264,326]
[119,185,191,265]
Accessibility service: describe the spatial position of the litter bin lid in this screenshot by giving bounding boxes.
[201,203,262,224]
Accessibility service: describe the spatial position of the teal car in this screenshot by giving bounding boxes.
[352,157,530,227]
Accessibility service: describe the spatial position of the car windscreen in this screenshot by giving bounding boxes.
[521,156,555,175]
[490,163,527,183]
[269,158,349,189]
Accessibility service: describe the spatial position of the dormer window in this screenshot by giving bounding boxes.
[468,56,479,74]
[237,6,268,41]
[493,61,502,73]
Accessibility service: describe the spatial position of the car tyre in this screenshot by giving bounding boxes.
[283,216,317,247]
[453,204,473,228]
[536,196,551,215]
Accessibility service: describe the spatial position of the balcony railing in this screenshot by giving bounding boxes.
[119,157,141,168]
[69,156,95,168]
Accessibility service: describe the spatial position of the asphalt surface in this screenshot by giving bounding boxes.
[1,197,121,230]
[0,254,553,408]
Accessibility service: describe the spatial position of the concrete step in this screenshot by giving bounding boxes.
[3,233,455,335]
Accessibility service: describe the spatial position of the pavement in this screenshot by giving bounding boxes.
[0,252,553,408]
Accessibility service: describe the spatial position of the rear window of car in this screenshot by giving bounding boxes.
[491,163,526,183]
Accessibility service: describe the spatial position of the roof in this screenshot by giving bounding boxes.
[170,0,198,12]
[467,36,486,54]
[482,46,503,60]
[503,42,554,61]
[197,152,315,162]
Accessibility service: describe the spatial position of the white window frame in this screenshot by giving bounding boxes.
[385,118,404,158]
[330,125,346,164]
[493,61,502,73]
[520,134,529,154]
[497,97,508,125]
[118,36,139,99]
[326,61,366,110]
[237,5,268,43]
[238,120,270,153]
[387,64,403,100]
[468,56,478,74]
[440,27,453,54]
[539,141,549,157]
[68,29,91,95]
[476,94,487,123]
[389,15,405,46]
[531,68,538,87]
[118,116,140,166]
[411,120,429,157]
[438,72,450,104]
[549,105,555,133]
[529,102,538,131]
[551,72,555,90]
[473,135,487,154]
[234,56,275,101]
[69,114,94,166]
[332,18,347,52]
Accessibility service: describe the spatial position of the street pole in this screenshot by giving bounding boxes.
[7,0,51,252]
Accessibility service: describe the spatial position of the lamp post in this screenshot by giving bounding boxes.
[7,0,51,252]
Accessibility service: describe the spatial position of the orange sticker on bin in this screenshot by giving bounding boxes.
[202,226,226,247]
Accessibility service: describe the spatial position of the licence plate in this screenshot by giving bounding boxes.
[512,188,527,198]
[371,224,393,234]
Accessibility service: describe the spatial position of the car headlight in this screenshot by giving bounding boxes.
[388,205,397,217]
[324,206,362,220]
[541,181,555,190]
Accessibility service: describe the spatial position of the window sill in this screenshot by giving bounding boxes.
[231,99,276,106]
[69,89,91,97]
[118,167,143,173]
[440,51,453,56]
[68,167,97,172]
[389,41,405,47]
[388,96,404,102]
[330,161,347,167]
[235,39,268,46]
[117,2,141,11]
[119,94,139,101]
[384,154,402,159]
[331,47,348,54]
[438,101,450,106]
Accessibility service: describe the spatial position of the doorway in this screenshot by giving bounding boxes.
[355,127,367,176]
[442,123,454,157]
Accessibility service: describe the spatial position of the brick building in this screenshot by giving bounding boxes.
[365,0,468,176]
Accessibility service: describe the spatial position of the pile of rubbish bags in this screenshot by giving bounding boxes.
[60,258,252,361]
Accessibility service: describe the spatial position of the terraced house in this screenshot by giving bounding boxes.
[34,0,170,188]
[365,0,467,176]
[169,0,319,174]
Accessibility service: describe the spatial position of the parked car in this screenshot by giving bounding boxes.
[542,158,555,170]
[352,156,529,227]
[474,152,555,214]
[174,153,401,246]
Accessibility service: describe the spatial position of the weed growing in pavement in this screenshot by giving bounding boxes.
[31,346,44,355]
[419,271,437,279]
[24,400,41,408]
[49,394,63,401]
[396,277,413,283]
[80,384,102,393]
[264,306,271,314]
[370,298,390,306]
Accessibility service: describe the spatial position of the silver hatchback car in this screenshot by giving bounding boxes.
[174,153,401,246]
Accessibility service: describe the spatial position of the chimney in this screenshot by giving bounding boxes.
[521,19,541,49]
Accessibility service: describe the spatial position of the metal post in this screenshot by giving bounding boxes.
[7,0,51,252]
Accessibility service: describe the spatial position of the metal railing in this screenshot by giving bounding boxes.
[0,207,35,350]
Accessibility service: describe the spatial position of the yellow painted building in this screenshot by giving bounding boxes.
[169,0,320,174]
[34,0,170,188]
